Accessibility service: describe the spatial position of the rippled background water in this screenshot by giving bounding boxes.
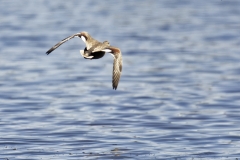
[1,1,240,159]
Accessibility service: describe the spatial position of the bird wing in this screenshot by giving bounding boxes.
[46,32,101,54]
[46,32,83,55]
[102,47,122,90]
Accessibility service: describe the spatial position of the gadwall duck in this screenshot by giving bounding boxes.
[46,31,122,90]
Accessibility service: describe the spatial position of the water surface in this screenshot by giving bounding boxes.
[1,1,240,159]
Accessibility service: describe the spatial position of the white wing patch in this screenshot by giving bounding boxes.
[85,56,94,59]
[110,53,115,58]
[81,36,86,43]
[80,50,84,57]
[102,49,112,53]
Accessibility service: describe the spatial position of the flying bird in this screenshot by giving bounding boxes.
[46,31,122,90]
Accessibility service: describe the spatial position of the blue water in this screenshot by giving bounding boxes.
[1,1,240,159]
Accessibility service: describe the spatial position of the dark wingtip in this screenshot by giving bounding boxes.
[46,49,52,55]
[113,86,117,90]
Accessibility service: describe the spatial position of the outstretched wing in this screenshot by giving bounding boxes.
[112,50,122,90]
[103,47,122,90]
[46,33,82,55]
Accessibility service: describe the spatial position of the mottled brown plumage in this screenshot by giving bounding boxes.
[101,47,122,90]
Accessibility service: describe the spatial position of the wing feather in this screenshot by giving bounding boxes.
[46,33,82,55]
[111,48,122,90]
[102,46,122,90]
